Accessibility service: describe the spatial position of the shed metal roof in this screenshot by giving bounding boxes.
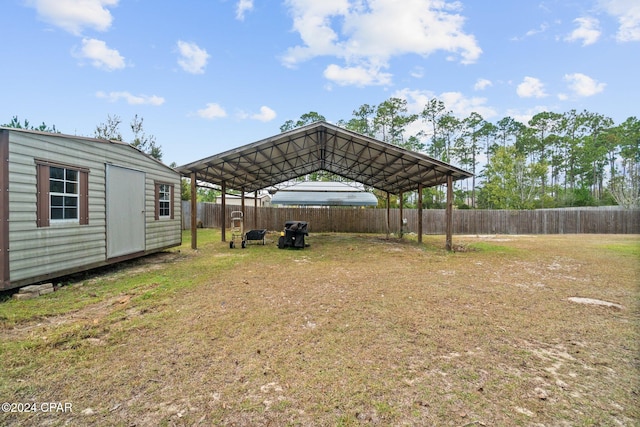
[271,181,378,206]
[177,121,472,194]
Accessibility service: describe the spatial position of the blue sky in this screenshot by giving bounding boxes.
[2,0,639,167]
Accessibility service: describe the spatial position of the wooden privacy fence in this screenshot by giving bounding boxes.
[182,202,640,234]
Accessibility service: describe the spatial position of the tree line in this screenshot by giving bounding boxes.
[282,99,639,209]
[5,99,638,209]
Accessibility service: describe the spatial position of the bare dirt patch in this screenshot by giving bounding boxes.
[1,232,638,426]
[568,297,624,309]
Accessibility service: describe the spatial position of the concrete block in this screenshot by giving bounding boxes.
[39,288,55,295]
[19,283,53,294]
[13,292,38,300]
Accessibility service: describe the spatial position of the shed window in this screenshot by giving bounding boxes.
[155,182,174,220]
[50,167,78,221]
[36,161,89,227]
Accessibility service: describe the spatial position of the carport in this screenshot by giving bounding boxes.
[176,121,472,250]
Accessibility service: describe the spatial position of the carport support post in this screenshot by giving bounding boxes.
[241,188,245,215]
[221,181,226,242]
[446,174,453,251]
[386,192,390,239]
[254,190,258,229]
[399,192,403,238]
[190,172,197,250]
[418,184,423,243]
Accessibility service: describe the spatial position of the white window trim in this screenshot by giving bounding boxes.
[49,167,80,223]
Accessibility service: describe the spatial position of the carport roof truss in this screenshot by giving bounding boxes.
[177,121,472,194]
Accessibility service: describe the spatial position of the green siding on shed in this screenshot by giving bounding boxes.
[1,128,182,290]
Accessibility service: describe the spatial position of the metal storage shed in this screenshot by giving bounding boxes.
[0,128,182,291]
[177,121,472,249]
[270,181,378,206]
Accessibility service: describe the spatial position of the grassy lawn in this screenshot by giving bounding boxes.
[1,230,638,426]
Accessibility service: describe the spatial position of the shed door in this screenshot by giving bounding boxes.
[106,165,146,259]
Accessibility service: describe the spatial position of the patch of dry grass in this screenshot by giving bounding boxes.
[1,232,638,426]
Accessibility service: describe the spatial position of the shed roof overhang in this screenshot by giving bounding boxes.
[176,121,472,194]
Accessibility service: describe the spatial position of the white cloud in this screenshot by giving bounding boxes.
[599,0,640,42]
[564,73,606,97]
[516,76,547,98]
[474,78,492,91]
[505,106,550,126]
[394,88,498,120]
[382,88,497,148]
[96,91,165,105]
[177,41,210,74]
[282,0,481,86]
[251,106,277,122]
[410,66,425,78]
[236,0,254,20]
[323,63,392,86]
[438,91,498,119]
[525,23,549,37]
[197,103,227,119]
[510,23,549,42]
[565,17,601,46]
[29,0,118,35]
[76,38,125,70]
[393,88,432,114]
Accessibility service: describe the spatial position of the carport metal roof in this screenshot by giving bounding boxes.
[177,121,472,194]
